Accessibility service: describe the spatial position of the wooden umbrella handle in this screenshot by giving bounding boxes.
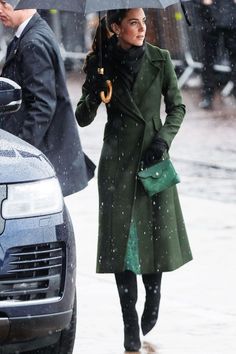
[98,67,113,104]
[100,80,112,104]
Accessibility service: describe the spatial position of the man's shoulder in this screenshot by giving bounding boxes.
[19,14,56,48]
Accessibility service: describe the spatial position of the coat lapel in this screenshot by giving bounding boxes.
[3,38,20,65]
[111,74,145,123]
[111,44,165,123]
[132,44,165,109]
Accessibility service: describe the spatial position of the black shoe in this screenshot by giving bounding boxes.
[124,323,141,352]
[141,303,160,336]
[141,273,162,336]
[199,97,213,110]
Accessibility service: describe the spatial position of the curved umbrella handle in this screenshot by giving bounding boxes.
[98,67,113,104]
[100,80,112,104]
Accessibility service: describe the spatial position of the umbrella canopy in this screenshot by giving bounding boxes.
[13,0,191,103]
[15,0,190,13]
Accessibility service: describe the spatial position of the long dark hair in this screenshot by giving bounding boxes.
[92,9,129,52]
[83,16,108,72]
[106,9,129,32]
[84,9,129,72]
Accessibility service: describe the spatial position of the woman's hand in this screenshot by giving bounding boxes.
[86,70,108,103]
[143,136,168,167]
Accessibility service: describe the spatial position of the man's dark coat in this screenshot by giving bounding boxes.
[1,13,94,196]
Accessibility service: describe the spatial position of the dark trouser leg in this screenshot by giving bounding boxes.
[201,28,220,101]
[141,273,162,336]
[115,270,141,352]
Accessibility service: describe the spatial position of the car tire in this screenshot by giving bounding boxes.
[24,293,77,354]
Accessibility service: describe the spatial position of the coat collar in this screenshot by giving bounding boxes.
[19,12,41,40]
[132,44,165,107]
[3,13,40,66]
[111,43,166,123]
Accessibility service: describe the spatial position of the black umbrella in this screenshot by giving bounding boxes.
[15,1,190,13]
[14,0,191,102]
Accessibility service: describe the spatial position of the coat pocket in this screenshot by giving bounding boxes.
[152,116,162,132]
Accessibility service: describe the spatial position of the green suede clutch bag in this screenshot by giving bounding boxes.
[138,159,180,197]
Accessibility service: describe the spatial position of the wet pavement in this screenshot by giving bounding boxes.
[173,89,236,204]
[65,71,236,354]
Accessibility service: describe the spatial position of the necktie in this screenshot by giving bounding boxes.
[6,36,18,59]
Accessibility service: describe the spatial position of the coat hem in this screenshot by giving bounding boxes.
[96,256,193,274]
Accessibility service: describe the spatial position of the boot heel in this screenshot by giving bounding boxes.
[124,323,141,352]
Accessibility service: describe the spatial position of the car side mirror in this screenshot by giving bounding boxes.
[0,77,22,113]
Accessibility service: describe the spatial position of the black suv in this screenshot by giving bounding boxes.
[0,78,76,353]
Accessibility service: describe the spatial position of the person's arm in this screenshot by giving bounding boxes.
[75,80,101,127]
[157,50,186,149]
[18,40,57,147]
[75,57,106,127]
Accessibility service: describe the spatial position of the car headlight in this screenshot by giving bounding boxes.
[2,178,63,219]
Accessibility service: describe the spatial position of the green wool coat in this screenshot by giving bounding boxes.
[76,43,192,274]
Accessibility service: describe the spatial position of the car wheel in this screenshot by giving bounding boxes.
[24,293,77,354]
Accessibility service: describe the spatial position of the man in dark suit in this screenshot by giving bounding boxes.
[194,0,236,109]
[0,0,94,196]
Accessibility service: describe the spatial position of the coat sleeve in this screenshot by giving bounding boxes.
[158,50,186,149]
[17,40,57,147]
[75,77,100,127]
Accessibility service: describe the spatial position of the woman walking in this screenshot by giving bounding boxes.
[75,8,192,352]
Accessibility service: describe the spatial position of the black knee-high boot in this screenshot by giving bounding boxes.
[115,271,141,352]
[141,273,162,336]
